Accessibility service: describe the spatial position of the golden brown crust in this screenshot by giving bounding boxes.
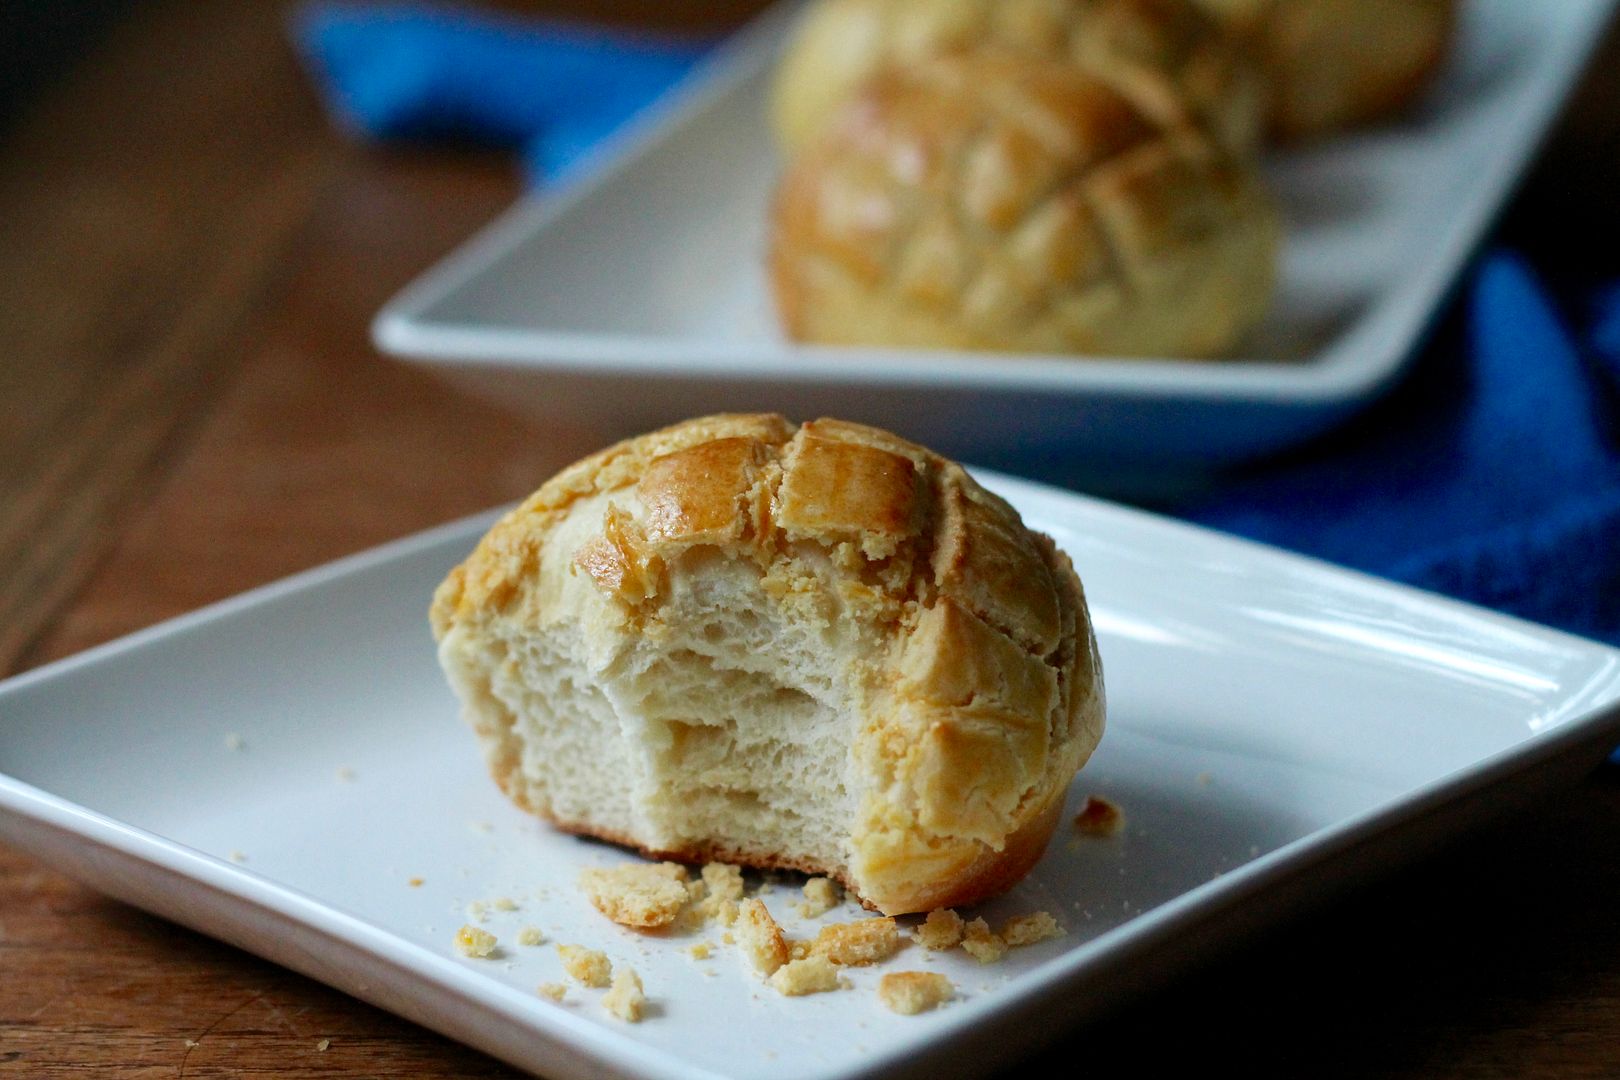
[1191,0,1456,142]
[434,414,1105,915]
[771,0,1263,155]
[768,52,1278,360]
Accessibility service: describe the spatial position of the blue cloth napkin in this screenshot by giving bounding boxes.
[292,3,1620,649]
[1189,254,1620,647]
[292,2,713,187]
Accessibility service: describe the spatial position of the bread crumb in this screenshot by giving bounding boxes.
[602,966,646,1022]
[224,733,244,751]
[914,908,965,950]
[1002,911,1065,947]
[579,863,691,929]
[701,862,745,900]
[711,898,740,927]
[768,955,848,996]
[558,944,612,987]
[537,982,568,1002]
[795,877,842,918]
[183,1038,199,1049]
[961,918,1006,964]
[454,925,497,958]
[227,850,247,864]
[789,939,812,961]
[492,896,519,911]
[469,821,493,833]
[315,1038,331,1052]
[689,942,712,960]
[1073,795,1125,836]
[697,863,745,923]
[516,925,545,946]
[335,767,355,782]
[407,876,424,888]
[736,898,790,975]
[878,971,954,1014]
[812,918,901,966]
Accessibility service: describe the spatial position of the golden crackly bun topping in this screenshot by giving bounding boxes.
[770,52,1279,359]
[771,0,1264,155]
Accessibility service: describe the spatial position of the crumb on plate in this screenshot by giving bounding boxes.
[769,955,848,996]
[1002,911,1065,947]
[1073,795,1125,836]
[558,944,612,987]
[878,971,954,1014]
[795,877,842,918]
[698,863,745,919]
[812,918,901,966]
[736,898,790,975]
[602,966,646,1022]
[579,863,691,929]
[961,918,1006,964]
[537,982,568,1003]
[517,925,545,946]
[454,925,497,958]
[914,908,965,950]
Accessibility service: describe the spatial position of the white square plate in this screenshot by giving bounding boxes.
[373,0,1616,473]
[3,475,1619,1080]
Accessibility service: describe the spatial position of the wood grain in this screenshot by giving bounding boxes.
[0,2,334,673]
[3,0,1620,1076]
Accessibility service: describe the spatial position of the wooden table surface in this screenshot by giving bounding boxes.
[5,2,1620,1076]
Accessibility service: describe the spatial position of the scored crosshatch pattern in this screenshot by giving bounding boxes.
[770,52,1279,357]
[770,0,1264,154]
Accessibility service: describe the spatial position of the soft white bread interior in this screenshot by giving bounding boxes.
[430,414,1105,915]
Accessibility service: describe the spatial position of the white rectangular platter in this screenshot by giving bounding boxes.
[374,0,1616,473]
[3,475,1619,1080]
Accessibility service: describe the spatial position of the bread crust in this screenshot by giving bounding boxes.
[768,52,1279,360]
[1191,0,1456,142]
[770,0,1263,156]
[433,415,1105,915]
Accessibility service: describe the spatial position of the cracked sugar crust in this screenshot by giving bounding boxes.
[431,414,1105,916]
[579,863,692,929]
[878,971,956,1014]
[771,0,1263,156]
[811,918,903,967]
[737,898,792,976]
[769,51,1278,360]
